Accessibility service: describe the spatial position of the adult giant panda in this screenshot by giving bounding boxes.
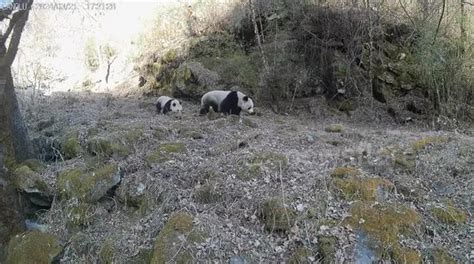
[156,96,183,114]
[199,90,255,115]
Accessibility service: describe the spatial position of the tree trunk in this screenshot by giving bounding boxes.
[0,0,34,253]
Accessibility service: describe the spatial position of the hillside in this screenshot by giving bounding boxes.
[7,91,471,263]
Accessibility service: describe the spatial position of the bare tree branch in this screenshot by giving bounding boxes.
[0,0,33,68]
[0,9,25,47]
[433,0,446,44]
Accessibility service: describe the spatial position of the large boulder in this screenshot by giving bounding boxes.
[150,213,203,263]
[57,164,121,203]
[172,62,220,99]
[13,165,52,208]
[5,231,62,264]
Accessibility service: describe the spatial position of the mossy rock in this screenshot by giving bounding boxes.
[429,248,457,264]
[318,236,337,264]
[289,247,312,264]
[173,62,219,99]
[12,166,50,195]
[87,138,130,158]
[344,202,420,259]
[98,240,116,264]
[19,159,45,173]
[193,183,221,204]
[259,198,296,232]
[150,212,203,264]
[333,176,394,201]
[145,143,186,165]
[5,231,62,264]
[410,136,448,152]
[330,166,360,178]
[60,132,81,159]
[197,54,259,91]
[57,164,120,202]
[430,204,467,225]
[391,246,420,264]
[325,124,344,133]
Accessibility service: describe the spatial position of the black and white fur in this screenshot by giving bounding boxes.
[156,96,182,114]
[199,90,254,115]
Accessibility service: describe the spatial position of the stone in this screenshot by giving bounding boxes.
[57,164,121,202]
[5,231,62,264]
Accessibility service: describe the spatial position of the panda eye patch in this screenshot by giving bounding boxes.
[172,103,176,107]
[248,107,252,110]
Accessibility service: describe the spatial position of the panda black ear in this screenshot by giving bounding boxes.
[243,96,248,102]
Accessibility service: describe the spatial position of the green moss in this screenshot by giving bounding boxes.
[57,164,119,202]
[87,138,130,158]
[241,117,258,128]
[193,183,221,204]
[61,132,81,159]
[19,159,44,173]
[145,143,186,164]
[394,152,416,170]
[6,231,62,264]
[153,127,169,140]
[330,167,360,178]
[289,247,312,264]
[318,236,337,264]
[249,151,288,170]
[12,166,50,194]
[123,128,145,145]
[237,163,262,181]
[87,138,113,157]
[151,213,203,264]
[325,124,344,133]
[430,204,467,225]
[430,248,457,264]
[87,127,100,137]
[237,151,288,181]
[130,248,153,264]
[260,198,296,232]
[410,136,448,152]
[98,240,115,264]
[391,247,421,264]
[177,127,204,140]
[161,49,177,64]
[333,176,394,201]
[344,202,420,258]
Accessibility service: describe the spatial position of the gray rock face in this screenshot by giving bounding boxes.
[173,61,220,99]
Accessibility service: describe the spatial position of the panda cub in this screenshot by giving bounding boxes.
[200,90,254,115]
[156,96,182,114]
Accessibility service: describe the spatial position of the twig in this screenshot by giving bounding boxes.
[397,0,415,27]
[433,0,446,44]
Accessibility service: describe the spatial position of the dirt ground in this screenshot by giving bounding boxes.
[17,91,473,263]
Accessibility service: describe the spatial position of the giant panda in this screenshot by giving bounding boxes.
[156,96,183,114]
[199,90,254,115]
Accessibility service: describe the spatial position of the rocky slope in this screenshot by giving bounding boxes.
[5,92,472,263]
